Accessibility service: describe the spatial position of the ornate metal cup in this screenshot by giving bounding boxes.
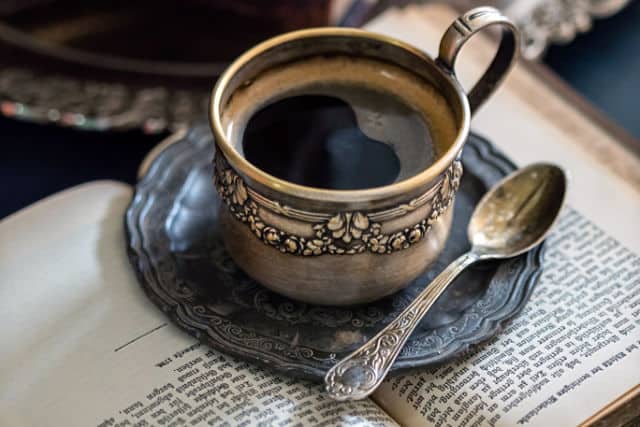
[209,7,519,305]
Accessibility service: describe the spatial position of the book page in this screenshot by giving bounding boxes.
[373,207,640,427]
[366,5,640,427]
[0,182,398,427]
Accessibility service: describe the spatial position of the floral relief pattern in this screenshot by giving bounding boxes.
[214,154,463,256]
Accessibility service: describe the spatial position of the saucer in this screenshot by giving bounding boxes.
[126,125,543,380]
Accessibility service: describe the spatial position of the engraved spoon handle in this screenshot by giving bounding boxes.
[324,251,479,401]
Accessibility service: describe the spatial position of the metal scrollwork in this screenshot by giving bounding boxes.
[0,67,207,132]
[213,154,463,257]
[324,306,420,399]
[126,126,545,379]
[505,0,631,59]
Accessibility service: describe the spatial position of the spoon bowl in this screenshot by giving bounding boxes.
[469,163,567,258]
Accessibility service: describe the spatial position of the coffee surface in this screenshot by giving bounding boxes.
[222,55,458,190]
[243,94,402,189]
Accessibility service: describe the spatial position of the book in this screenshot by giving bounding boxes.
[1,4,639,426]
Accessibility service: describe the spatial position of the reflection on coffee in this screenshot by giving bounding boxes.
[243,95,405,190]
[222,55,458,190]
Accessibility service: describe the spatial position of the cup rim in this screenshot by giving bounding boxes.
[210,27,470,204]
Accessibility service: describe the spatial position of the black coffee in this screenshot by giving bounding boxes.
[223,56,458,190]
[243,95,402,190]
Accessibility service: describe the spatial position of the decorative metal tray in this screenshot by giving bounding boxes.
[0,0,370,132]
[125,126,543,379]
[500,0,631,59]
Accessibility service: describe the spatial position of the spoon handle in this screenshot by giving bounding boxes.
[325,251,479,401]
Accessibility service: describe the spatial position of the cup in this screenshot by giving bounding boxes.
[210,7,519,305]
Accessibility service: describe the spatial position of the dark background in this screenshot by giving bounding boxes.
[1,1,639,219]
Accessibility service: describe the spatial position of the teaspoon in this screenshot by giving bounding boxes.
[325,163,567,401]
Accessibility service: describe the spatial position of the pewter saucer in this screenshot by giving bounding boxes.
[125,126,543,379]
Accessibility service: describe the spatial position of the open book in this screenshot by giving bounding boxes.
[2,4,639,427]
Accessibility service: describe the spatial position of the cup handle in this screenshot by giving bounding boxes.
[437,7,519,115]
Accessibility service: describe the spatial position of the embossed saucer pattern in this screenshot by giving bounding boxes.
[125,125,543,380]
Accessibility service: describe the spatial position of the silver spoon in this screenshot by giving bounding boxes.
[325,163,567,401]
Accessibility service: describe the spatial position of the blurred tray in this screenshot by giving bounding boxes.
[0,0,367,132]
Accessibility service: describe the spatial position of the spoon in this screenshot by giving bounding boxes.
[324,163,567,401]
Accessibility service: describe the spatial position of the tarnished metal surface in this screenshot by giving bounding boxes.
[125,125,543,380]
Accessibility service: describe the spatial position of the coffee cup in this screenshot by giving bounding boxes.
[210,7,519,305]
